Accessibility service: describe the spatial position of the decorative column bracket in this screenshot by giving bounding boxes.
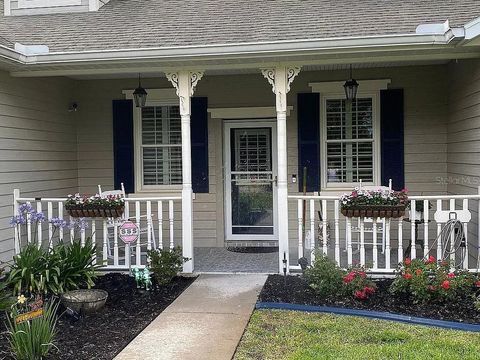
[166,70,204,97]
[261,66,301,94]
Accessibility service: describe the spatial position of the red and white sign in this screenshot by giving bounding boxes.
[119,221,140,244]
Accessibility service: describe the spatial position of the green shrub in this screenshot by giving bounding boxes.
[304,253,345,298]
[0,264,15,310]
[8,239,99,296]
[7,299,59,360]
[147,247,189,286]
[389,256,476,303]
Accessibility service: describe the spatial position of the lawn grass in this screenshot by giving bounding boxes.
[234,310,480,360]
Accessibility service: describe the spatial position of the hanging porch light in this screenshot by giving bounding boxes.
[133,74,148,108]
[343,65,359,101]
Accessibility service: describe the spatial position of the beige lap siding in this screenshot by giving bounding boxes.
[74,65,449,249]
[447,59,480,260]
[0,70,77,261]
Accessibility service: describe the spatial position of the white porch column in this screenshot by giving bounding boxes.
[262,66,301,273]
[166,70,204,273]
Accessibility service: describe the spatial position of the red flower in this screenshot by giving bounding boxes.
[475,281,480,288]
[351,191,358,198]
[358,271,367,278]
[426,255,436,265]
[415,269,422,276]
[343,273,355,284]
[447,272,455,279]
[403,272,413,280]
[404,258,411,266]
[354,290,367,300]
[427,285,437,291]
[441,280,450,290]
[364,286,375,295]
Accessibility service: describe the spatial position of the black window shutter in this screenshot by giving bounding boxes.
[191,97,209,193]
[112,99,135,194]
[380,89,405,190]
[297,93,320,192]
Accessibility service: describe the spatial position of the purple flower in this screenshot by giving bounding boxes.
[49,217,67,229]
[18,203,34,214]
[10,215,26,227]
[31,211,45,222]
[77,218,89,230]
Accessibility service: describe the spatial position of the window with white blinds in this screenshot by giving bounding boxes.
[140,105,182,186]
[324,97,375,186]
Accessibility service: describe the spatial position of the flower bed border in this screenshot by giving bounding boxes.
[256,302,480,332]
[341,205,406,218]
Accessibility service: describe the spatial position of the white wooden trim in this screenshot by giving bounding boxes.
[208,106,293,119]
[320,92,381,190]
[309,79,391,94]
[4,0,11,15]
[223,120,278,241]
[17,0,81,8]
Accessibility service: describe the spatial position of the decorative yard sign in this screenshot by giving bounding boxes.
[15,295,44,324]
[119,221,140,244]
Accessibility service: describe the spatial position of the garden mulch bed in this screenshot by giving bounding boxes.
[0,273,195,360]
[260,274,480,324]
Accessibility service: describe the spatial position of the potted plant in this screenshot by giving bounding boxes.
[65,193,124,218]
[340,188,408,218]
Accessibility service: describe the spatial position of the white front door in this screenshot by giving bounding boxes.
[224,121,278,241]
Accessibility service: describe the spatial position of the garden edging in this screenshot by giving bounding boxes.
[256,302,480,332]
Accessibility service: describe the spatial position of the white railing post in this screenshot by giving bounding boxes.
[423,199,429,257]
[334,200,340,265]
[346,217,353,266]
[36,202,42,249]
[410,200,416,259]
[309,199,315,262]
[297,199,303,261]
[167,70,203,273]
[262,66,300,274]
[321,200,328,255]
[397,218,403,264]
[372,219,378,269]
[13,189,20,254]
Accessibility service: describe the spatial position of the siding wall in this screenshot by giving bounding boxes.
[74,65,449,249]
[0,70,77,261]
[447,59,480,246]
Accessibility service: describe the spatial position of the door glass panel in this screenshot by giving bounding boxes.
[230,128,274,235]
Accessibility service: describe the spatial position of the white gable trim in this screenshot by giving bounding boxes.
[208,106,293,119]
[309,79,391,95]
[18,0,81,8]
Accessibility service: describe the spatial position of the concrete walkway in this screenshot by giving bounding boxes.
[115,274,267,360]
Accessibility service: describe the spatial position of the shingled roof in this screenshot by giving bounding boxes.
[0,0,479,53]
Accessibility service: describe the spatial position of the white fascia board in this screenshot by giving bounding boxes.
[0,45,26,64]
[24,33,458,65]
[464,17,480,40]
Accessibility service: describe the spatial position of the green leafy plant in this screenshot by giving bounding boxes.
[8,239,99,296]
[147,247,189,286]
[7,299,59,360]
[390,256,476,303]
[304,253,345,298]
[0,264,15,310]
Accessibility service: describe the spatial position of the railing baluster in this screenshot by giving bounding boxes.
[135,201,141,266]
[423,199,429,257]
[36,202,42,248]
[26,201,32,244]
[385,219,391,270]
[47,202,53,249]
[372,219,378,269]
[398,218,403,264]
[346,217,352,266]
[113,218,119,267]
[360,218,365,266]
[69,215,74,243]
[58,202,63,242]
[436,200,442,260]
[147,201,152,251]
[158,201,163,249]
[322,200,328,255]
[169,200,174,249]
[102,219,108,265]
[297,199,303,261]
[449,199,455,264]
[91,220,96,265]
[463,199,469,269]
[334,200,340,265]
[124,201,130,268]
[410,200,416,259]
[80,225,86,247]
[309,199,315,262]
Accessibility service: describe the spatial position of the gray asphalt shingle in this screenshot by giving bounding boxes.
[0,0,479,53]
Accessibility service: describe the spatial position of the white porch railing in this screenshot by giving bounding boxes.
[288,191,480,274]
[13,189,182,270]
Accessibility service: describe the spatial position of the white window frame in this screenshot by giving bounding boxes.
[18,0,81,8]
[123,88,181,193]
[310,79,390,192]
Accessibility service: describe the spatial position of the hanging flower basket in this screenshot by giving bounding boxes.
[341,205,406,218]
[340,188,408,219]
[65,193,125,218]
